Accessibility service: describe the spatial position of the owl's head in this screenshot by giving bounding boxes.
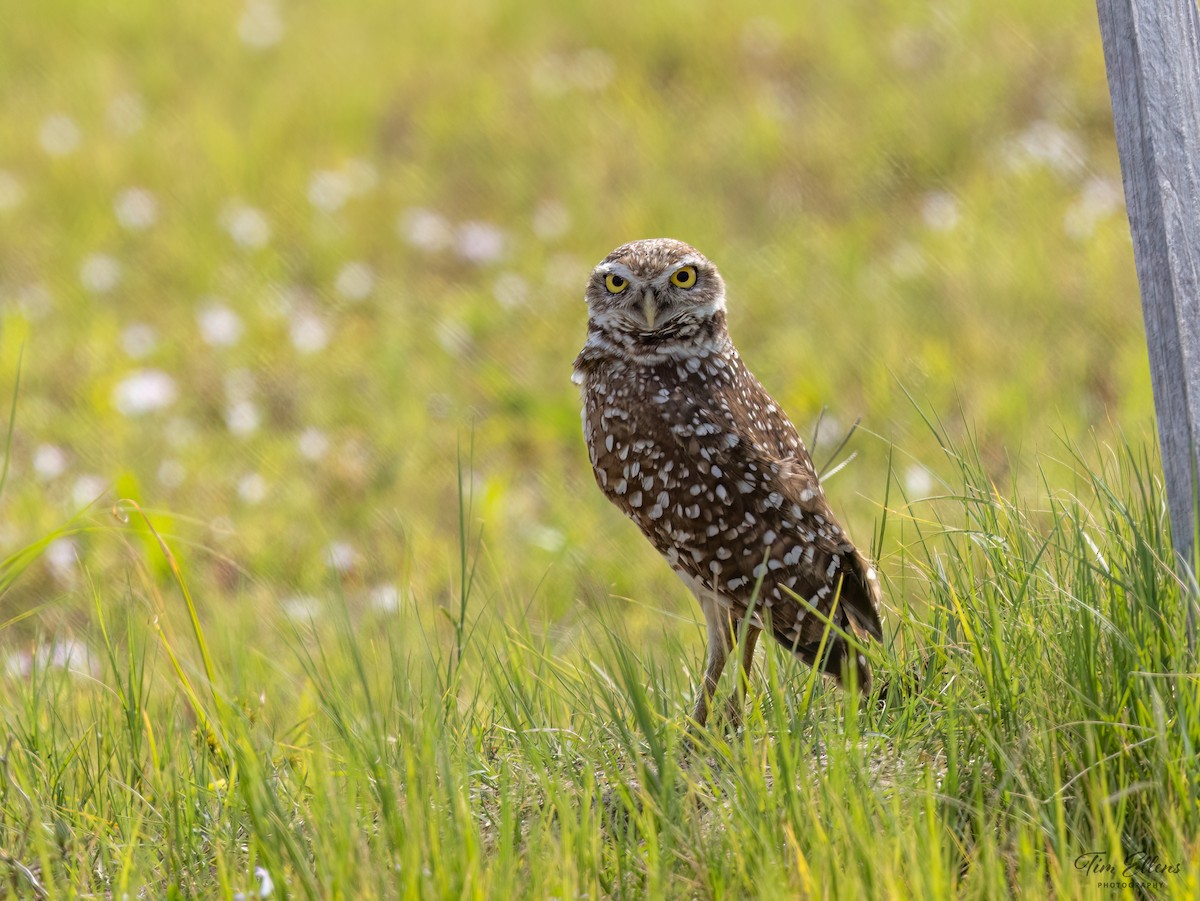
[584,238,727,342]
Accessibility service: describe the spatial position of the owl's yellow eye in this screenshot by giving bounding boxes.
[605,273,629,294]
[670,266,697,288]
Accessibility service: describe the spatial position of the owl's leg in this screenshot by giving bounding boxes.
[691,594,732,728]
[722,625,761,730]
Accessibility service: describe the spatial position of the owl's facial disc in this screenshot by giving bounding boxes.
[586,240,727,340]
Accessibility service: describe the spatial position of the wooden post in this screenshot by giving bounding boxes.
[1096,0,1200,613]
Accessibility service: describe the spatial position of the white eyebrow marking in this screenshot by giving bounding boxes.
[594,262,636,281]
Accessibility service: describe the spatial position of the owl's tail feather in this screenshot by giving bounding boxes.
[840,551,884,642]
[768,552,883,694]
[782,631,873,695]
[827,633,874,695]
[771,565,880,694]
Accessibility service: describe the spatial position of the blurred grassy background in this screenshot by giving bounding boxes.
[0,0,1147,650]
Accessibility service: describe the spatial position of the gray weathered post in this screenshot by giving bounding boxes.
[1096,0,1200,625]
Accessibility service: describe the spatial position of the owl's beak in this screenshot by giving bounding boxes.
[641,290,659,330]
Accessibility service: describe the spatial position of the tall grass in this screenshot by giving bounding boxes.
[1,422,1197,898]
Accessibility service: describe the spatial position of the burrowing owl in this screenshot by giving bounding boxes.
[573,238,883,727]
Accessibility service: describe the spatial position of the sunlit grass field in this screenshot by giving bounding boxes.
[2,0,1197,897]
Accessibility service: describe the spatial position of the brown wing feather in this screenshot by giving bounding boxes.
[580,347,883,689]
[649,355,882,683]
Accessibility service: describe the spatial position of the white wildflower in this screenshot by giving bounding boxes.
[289,311,330,353]
[282,596,321,622]
[10,640,99,678]
[80,253,121,294]
[71,474,107,508]
[221,202,271,249]
[44,537,78,581]
[33,444,67,481]
[237,472,268,504]
[297,427,330,461]
[307,169,351,212]
[325,541,357,573]
[113,369,177,416]
[920,191,960,232]
[114,187,159,230]
[238,0,284,49]
[903,464,934,498]
[4,650,31,678]
[46,639,99,676]
[1001,120,1085,177]
[529,525,565,552]
[39,114,80,156]
[197,301,244,347]
[455,221,506,264]
[334,261,375,301]
[369,583,401,613]
[398,207,453,252]
[255,865,274,898]
[225,400,261,436]
[1064,177,1124,241]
